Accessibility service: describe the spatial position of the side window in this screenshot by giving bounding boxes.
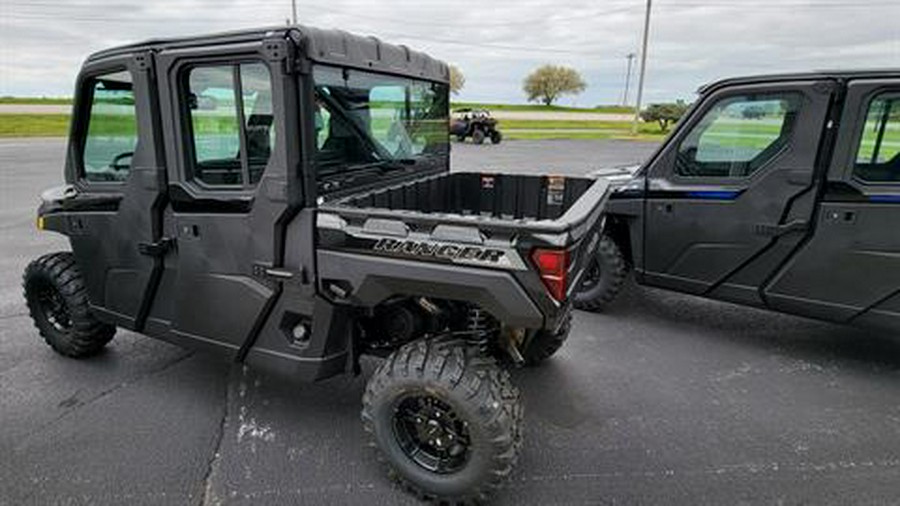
[185,62,273,188]
[675,93,801,178]
[854,94,900,183]
[82,70,138,182]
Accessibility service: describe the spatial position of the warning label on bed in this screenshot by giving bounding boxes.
[547,176,565,206]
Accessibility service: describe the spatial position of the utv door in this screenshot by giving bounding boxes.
[64,53,168,330]
[765,78,900,330]
[154,38,314,355]
[640,80,834,306]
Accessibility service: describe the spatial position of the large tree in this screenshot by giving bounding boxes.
[449,64,465,95]
[640,100,689,132]
[523,65,587,106]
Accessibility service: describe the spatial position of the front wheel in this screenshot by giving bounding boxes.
[490,130,503,144]
[574,235,629,312]
[23,252,116,357]
[362,337,523,503]
[472,128,486,145]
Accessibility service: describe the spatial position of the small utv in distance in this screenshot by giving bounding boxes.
[577,70,900,335]
[22,26,607,504]
[450,108,502,144]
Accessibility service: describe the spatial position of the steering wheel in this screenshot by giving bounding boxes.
[110,152,134,171]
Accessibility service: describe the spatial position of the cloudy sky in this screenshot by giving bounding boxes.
[1,0,898,105]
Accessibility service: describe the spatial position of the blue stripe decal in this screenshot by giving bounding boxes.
[686,190,740,200]
[869,195,900,203]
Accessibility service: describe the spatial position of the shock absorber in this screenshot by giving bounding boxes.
[464,306,493,350]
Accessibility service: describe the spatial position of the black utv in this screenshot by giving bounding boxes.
[576,70,900,334]
[22,26,607,503]
[450,108,502,144]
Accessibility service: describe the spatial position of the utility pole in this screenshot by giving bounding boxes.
[291,0,298,25]
[631,0,652,135]
[622,53,636,107]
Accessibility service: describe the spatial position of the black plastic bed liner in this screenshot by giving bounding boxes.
[339,172,595,221]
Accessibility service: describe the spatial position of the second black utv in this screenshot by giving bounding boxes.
[577,70,900,335]
[22,26,606,503]
[450,108,502,144]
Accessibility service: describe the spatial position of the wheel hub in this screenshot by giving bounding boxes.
[36,281,71,332]
[392,394,471,473]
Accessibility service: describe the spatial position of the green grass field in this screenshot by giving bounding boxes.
[1,97,628,113]
[500,119,658,131]
[1,112,662,140]
[451,102,634,114]
[503,130,663,141]
[0,96,73,105]
[0,114,71,137]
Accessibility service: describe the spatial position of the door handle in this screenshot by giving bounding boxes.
[138,237,176,257]
[753,220,808,238]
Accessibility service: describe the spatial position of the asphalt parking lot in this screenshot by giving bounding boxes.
[1,137,899,505]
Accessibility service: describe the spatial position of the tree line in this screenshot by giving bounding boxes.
[450,64,690,128]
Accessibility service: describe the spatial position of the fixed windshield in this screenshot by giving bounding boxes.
[312,66,449,179]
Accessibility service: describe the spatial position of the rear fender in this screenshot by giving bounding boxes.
[316,250,545,329]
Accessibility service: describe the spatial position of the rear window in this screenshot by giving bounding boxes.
[854,94,900,183]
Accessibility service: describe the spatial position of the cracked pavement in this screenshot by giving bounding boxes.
[2,138,900,505]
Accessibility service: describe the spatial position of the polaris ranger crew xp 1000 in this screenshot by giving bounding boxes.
[22,26,608,503]
[576,70,900,335]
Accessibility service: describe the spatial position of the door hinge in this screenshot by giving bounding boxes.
[753,220,808,238]
[138,237,175,257]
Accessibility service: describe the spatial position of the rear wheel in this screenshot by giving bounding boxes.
[490,130,503,144]
[456,134,467,142]
[362,337,522,503]
[23,252,115,357]
[472,128,486,145]
[574,235,628,312]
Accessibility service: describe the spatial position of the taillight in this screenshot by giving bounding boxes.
[531,248,569,302]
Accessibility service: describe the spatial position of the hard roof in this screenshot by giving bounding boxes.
[86,25,449,83]
[699,69,900,94]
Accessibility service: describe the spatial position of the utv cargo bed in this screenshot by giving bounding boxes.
[323,171,609,236]
[317,172,610,317]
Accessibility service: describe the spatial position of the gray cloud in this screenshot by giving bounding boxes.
[1,0,898,104]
